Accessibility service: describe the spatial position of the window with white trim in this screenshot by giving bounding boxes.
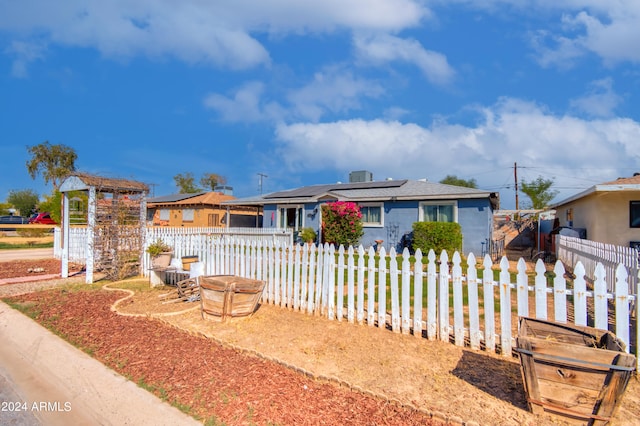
[278,205,303,230]
[419,201,457,223]
[359,203,383,226]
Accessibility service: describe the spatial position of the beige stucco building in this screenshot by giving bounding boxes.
[553,174,640,248]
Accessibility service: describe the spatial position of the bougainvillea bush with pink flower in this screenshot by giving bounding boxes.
[321,201,364,247]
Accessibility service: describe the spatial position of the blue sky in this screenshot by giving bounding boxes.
[1,1,639,210]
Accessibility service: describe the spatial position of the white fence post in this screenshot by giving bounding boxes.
[499,256,512,356]
[467,253,481,350]
[367,246,376,327]
[452,252,464,346]
[413,249,424,338]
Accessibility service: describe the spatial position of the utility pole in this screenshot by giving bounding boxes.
[514,162,519,212]
[257,173,268,194]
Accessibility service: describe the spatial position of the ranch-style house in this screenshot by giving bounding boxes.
[224,173,499,255]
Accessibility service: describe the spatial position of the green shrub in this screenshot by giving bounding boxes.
[299,227,317,243]
[146,239,172,257]
[411,221,462,258]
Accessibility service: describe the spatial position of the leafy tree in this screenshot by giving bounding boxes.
[37,190,62,223]
[439,175,477,188]
[520,176,558,209]
[173,172,202,193]
[0,202,12,215]
[321,201,363,247]
[200,173,227,191]
[26,141,77,190]
[7,189,39,217]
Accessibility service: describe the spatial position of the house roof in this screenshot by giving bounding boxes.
[553,174,640,207]
[225,179,498,207]
[148,192,236,207]
[148,192,207,203]
[60,172,149,193]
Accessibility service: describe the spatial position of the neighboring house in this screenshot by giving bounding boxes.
[224,177,499,255]
[147,192,261,227]
[552,174,640,248]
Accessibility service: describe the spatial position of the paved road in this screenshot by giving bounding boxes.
[0,248,54,262]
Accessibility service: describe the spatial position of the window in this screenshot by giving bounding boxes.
[159,209,170,221]
[359,204,383,226]
[278,206,303,230]
[419,201,457,222]
[182,209,194,222]
[631,201,640,228]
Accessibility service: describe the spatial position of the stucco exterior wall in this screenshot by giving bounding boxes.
[262,198,493,256]
[555,192,640,247]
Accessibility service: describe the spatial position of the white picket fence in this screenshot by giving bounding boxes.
[53,227,88,263]
[557,235,639,294]
[55,228,638,369]
[145,238,638,369]
[54,226,293,264]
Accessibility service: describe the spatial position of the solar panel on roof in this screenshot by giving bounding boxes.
[263,180,406,199]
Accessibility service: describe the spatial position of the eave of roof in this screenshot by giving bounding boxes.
[552,175,640,207]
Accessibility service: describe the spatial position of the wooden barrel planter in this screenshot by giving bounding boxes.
[199,275,265,321]
[516,317,636,425]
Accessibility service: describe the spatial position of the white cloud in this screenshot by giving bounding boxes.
[286,66,384,121]
[204,67,384,123]
[274,97,640,203]
[5,40,46,78]
[427,1,640,68]
[354,33,455,85]
[203,81,282,123]
[566,7,640,65]
[0,0,428,70]
[569,78,623,118]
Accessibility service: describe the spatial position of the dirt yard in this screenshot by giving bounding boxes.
[1,259,639,425]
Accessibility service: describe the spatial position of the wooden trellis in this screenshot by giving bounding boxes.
[59,173,148,283]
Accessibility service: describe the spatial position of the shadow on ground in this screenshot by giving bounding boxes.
[451,350,529,411]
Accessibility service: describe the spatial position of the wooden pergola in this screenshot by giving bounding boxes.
[59,173,149,283]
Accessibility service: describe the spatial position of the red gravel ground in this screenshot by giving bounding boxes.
[0,258,82,280]
[7,288,443,425]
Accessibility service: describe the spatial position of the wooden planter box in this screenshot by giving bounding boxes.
[516,317,636,425]
[181,255,198,271]
[199,275,265,321]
